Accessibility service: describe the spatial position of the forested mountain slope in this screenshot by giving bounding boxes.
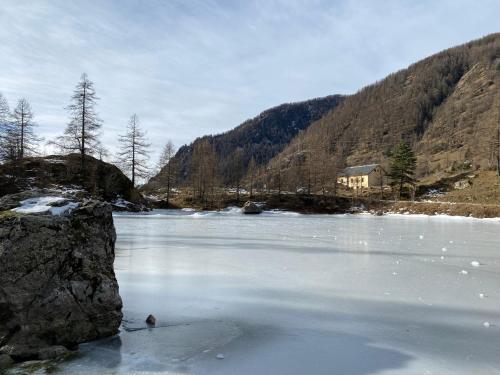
[146,95,343,188]
[264,33,499,191]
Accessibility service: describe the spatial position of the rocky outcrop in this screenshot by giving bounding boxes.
[0,154,145,207]
[241,201,263,214]
[0,197,123,363]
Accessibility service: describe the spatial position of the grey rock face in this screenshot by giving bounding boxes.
[0,199,123,361]
[241,201,263,214]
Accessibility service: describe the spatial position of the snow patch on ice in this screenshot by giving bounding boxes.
[470,261,480,267]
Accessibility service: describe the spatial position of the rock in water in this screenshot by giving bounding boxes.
[0,199,123,361]
[241,201,263,214]
[146,314,156,326]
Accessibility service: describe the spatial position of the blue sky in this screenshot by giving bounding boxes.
[0,0,499,162]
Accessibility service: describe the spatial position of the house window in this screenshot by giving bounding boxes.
[361,177,364,182]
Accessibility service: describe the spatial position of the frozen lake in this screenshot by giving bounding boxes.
[59,209,500,374]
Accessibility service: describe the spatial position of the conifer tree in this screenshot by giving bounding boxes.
[388,140,417,199]
[11,98,38,159]
[157,140,176,205]
[0,93,14,163]
[54,73,101,170]
[117,114,151,186]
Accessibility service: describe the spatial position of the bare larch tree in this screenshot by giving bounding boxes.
[157,140,177,205]
[0,93,14,163]
[9,98,38,160]
[54,73,101,170]
[117,114,151,186]
[190,138,218,204]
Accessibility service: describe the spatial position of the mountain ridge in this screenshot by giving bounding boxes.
[147,32,499,192]
[146,94,344,188]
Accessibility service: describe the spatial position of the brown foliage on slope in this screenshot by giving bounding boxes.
[266,33,500,191]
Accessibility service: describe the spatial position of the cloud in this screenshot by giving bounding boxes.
[0,0,498,163]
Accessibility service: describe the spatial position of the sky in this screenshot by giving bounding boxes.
[0,0,499,163]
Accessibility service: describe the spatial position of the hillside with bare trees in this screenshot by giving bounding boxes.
[261,33,500,193]
[146,95,344,190]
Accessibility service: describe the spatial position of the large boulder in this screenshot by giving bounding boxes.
[241,201,263,214]
[0,197,123,362]
[0,154,144,206]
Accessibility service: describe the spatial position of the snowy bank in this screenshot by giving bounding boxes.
[10,196,79,216]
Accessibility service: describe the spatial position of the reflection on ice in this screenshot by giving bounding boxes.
[55,210,499,374]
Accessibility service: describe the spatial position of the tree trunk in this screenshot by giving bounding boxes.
[81,84,86,172]
[20,111,25,160]
[166,162,171,206]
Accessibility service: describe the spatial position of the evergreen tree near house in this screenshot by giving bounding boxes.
[388,140,417,199]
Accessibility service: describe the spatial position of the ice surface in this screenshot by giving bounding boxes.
[11,196,78,216]
[53,211,500,375]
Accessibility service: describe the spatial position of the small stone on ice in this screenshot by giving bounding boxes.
[471,261,480,267]
[461,270,468,275]
[146,314,156,325]
[483,322,490,328]
[216,353,225,359]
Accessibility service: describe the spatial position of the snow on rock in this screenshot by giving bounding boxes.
[479,293,485,299]
[461,270,469,275]
[216,353,225,359]
[483,322,491,328]
[471,261,480,267]
[441,247,447,252]
[11,196,78,216]
[112,197,133,208]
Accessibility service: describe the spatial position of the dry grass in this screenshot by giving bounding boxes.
[435,171,500,204]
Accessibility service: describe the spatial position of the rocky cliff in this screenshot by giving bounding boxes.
[0,193,122,363]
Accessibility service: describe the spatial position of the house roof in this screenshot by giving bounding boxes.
[338,164,380,177]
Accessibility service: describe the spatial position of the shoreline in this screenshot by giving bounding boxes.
[118,205,500,221]
[148,194,500,219]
